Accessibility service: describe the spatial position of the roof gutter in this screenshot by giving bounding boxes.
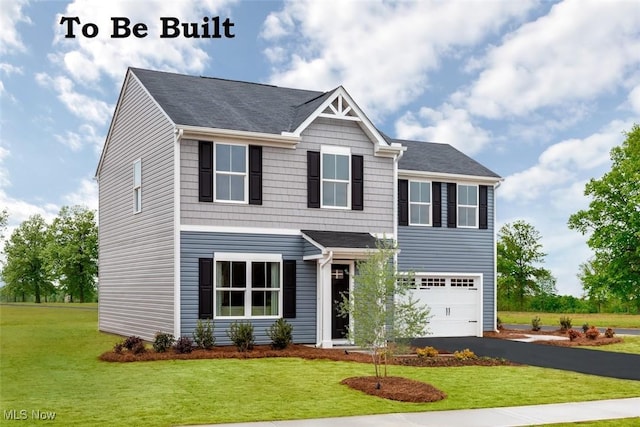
[177,125,300,148]
[399,169,502,184]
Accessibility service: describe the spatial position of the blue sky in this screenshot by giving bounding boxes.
[1,0,639,296]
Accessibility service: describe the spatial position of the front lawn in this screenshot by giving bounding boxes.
[580,336,640,355]
[499,311,640,329]
[2,305,640,426]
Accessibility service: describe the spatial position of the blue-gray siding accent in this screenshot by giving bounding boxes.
[397,186,495,331]
[303,239,321,258]
[181,231,316,344]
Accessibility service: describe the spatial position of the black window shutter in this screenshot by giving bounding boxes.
[248,145,262,205]
[398,179,408,226]
[351,155,364,210]
[199,141,213,202]
[283,260,296,318]
[479,185,488,229]
[432,182,442,227]
[447,183,457,228]
[307,151,320,208]
[198,258,213,319]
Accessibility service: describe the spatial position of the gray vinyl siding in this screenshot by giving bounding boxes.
[98,74,175,341]
[397,185,496,331]
[180,118,393,234]
[180,231,316,345]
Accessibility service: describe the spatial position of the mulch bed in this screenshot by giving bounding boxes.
[99,344,514,367]
[341,376,446,403]
[485,328,623,347]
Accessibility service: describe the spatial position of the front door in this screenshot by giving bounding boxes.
[331,264,350,339]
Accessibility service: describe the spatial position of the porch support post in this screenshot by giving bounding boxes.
[318,252,333,348]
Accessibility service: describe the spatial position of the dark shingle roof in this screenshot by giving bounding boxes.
[131,68,328,134]
[396,139,501,178]
[302,230,378,249]
[130,68,499,178]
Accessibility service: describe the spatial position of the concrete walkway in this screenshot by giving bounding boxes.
[194,397,640,426]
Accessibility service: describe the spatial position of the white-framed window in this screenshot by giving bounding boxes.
[451,277,475,287]
[321,146,350,209]
[457,184,478,228]
[214,253,282,318]
[215,143,247,203]
[409,181,431,225]
[133,159,142,213]
[403,274,478,289]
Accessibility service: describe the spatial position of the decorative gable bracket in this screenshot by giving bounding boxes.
[318,94,360,121]
[282,86,403,158]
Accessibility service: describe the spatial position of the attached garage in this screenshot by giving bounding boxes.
[410,274,483,337]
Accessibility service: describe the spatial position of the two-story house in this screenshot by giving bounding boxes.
[96,68,501,348]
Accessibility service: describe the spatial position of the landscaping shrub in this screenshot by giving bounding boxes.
[227,321,254,352]
[559,316,572,331]
[585,326,600,340]
[582,322,590,333]
[123,335,143,351]
[113,341,124,354]
[531,316,542,331]
[567,329,582,341]
[193,319,215,350]
[153,332,175,353]
[266,318,293,350]
[605,328,616,338]
[416,346,439,358]
[453,348,477,360]
[496,316,503,330]
[174,336,193,354]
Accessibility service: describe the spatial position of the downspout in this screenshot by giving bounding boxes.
[173,127,183,339]
[493,180,502,332]
[318,250,333,347]
[392,150,404,265]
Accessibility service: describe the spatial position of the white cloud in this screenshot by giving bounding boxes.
[459,0,640,119]
[0,144,10,188]
[262,0,536,119]
[0,143,59,226]
[63,178,98,211]
[0,0,31,55]
[0,63,23,75]
[51,0,238,85]
[54,124,105,154]
[629,84,640,115]
[35,73,113,124]
[395,103,491,154]
[500,119,632,202]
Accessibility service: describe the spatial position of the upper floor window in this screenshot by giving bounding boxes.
[133,159,141,213]
[321,146,350,209]
[409,181,431,225]
[215,143,247,203]
[457,184,478,228]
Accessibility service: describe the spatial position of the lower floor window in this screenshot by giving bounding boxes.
[215,255,281,318]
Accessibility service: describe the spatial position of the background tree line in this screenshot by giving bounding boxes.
[0,206,98,303]
[498,124,639,314]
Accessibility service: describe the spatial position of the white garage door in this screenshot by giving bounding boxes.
[410,275,482,337]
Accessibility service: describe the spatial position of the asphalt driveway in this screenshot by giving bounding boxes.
[412,337,640,381]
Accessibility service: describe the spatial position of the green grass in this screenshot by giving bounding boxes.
[2,306,640,427]
[548,418,640,426]
[581,336,640,355]
[499,311,640,329]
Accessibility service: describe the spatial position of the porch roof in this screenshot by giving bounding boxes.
[301,230,379,258]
